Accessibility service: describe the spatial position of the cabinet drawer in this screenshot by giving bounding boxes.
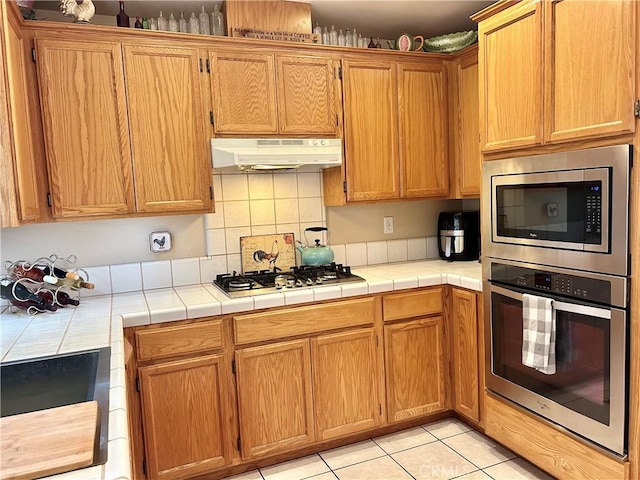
[136,320,224,361]
[383,287,443,321]
[234,297,379,345]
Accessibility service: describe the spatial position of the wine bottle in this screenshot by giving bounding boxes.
[10,299,58,312]
[37,289,80,307]
[134,16,142,28]
[10,264,58,284]
[39,264,80,281]
[116,1,129,27]
[1,279,55,310]
[46,276,95,290]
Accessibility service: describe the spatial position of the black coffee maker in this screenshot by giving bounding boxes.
[438,211,480,261]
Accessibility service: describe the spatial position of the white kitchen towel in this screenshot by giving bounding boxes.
[521,293,556,375]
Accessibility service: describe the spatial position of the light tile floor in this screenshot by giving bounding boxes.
[223,418,555,480]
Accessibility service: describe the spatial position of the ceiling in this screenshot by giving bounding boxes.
[32,0,494,40]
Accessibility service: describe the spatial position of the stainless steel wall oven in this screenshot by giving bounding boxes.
[482,145,632,457]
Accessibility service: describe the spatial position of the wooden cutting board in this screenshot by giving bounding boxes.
[240,233,296,273]
[1,401,98,480]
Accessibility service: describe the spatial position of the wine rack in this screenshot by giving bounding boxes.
[1,254,92,315]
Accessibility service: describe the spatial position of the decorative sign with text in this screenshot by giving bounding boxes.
[232,27,320,44]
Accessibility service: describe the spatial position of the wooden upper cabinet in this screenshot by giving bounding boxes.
[122,45,211,213]
[384,316,448,422]
[210,50,278,134]
[478,0,543,152]
[276,55,339,135]
[139,355,231,480]
[452,47,481,197]
[398,60,449,198]
[450,287,480,423]
[544,0,636,143]
[2,3,39,225]
[312,328,382,440]
[36,39,135,218]
[342,58,400,201]
[235,339,315,458]
[210,50,340,135]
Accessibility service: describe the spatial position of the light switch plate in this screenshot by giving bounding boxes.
[149,231,172,253]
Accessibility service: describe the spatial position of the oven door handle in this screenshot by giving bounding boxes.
[490,284,612,320]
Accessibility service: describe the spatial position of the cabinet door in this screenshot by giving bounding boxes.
[451,287,480,422]
[2,4,39,224]
[312,328,382,440]
[342,59,399,201]
[398,61,449,198]
[479,0,543,152]
[276,55,339,135]
[210,51,278,133]
[384,317,447,422]
[544,0,636,143]
[139,355,231,480]
[456,51,481,197]
[235,339,314,458]
[36,39,135,218]
[123,45,211,213]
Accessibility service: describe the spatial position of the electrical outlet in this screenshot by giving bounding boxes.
[383,216,394,234]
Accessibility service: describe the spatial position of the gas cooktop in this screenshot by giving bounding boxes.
[213,263,366,298]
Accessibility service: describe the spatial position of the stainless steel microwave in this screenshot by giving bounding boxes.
[482,145,632,276]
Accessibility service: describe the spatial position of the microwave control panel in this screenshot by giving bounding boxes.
[584,181,603,243]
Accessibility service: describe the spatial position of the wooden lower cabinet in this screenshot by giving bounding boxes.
[312,328,382,440]
[138,354,231,480]
[450,287,481,423]
[384,317,448,422]
[235,339,315,458]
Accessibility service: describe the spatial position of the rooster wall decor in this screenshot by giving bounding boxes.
[59,0,95,23]
[253,240,280,270]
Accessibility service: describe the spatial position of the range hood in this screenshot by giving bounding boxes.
[211,138,342,171]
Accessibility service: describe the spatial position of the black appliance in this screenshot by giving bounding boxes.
[438,211,480,261]
[213,263,365,298]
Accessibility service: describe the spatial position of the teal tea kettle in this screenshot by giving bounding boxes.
[296,227,335,266]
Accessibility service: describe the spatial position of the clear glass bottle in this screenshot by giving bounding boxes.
[188,12,199,34]
[351,27,358,47]
[178,12,188,33]
[358,34,365,48]
[157,10,168,31]
[313,20,322,36]
[168,13,178,32]
[199,5,210,35]
[329,25,337,45]
[210,3,224,35]
[321,26,329,45]
[337,29,346,46]
[345,28,353,47]
[150,17,158,30]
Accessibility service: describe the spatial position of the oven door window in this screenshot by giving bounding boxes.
[495,180,602,245]
[491,291,610,425]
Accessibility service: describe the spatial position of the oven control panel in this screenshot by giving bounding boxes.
[491,263,611,304]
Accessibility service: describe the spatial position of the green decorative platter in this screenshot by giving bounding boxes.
[423,30,478,53]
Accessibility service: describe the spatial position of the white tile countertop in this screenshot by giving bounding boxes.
[0,259,481,480]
